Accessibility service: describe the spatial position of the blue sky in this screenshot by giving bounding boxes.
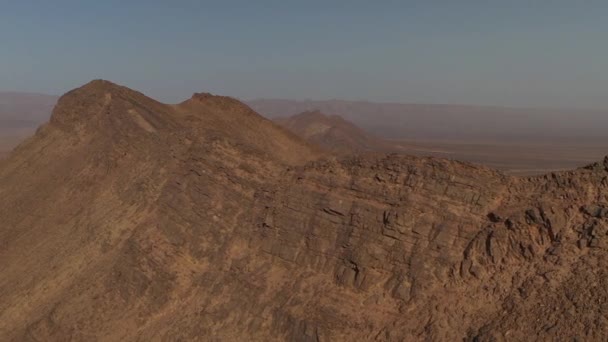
[1,1,608,108]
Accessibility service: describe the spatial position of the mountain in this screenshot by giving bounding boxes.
[273,110,404,153]
[2,80,608,340]
[248,98,608,143]
[249,99,608,175]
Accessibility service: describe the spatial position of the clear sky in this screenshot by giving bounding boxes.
[1,1,608,108]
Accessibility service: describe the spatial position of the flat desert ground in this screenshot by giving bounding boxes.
[393,139,608,175]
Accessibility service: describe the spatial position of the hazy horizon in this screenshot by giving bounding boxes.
[3,2,608,109]
[5,88,608,113]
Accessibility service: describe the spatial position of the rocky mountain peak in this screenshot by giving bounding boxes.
[48,80,168,135]
[3,81,608,341]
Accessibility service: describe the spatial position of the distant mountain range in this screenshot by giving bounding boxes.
[3,92,608,145]
[3,92,608,173]
[248,98,608,144]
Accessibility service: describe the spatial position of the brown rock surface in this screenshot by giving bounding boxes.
[2,80,608,341]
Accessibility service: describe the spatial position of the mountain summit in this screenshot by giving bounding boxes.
[2,81,608,341]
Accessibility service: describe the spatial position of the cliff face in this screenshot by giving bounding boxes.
[1,80,607,341]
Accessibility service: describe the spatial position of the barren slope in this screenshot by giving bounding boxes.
[248,98,608,143]
[2,81,608,341]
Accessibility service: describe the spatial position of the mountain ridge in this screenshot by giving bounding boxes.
[2,81,608,340]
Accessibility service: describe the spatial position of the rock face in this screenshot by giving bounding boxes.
[1,80,608,341]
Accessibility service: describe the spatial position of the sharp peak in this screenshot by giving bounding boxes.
[57,79,145,103]
[84,79,116,86]
[63,79,157,100]
[49,79,163,131]
[190,92,221,100]
[181,91,255,113]
[187,92,242,104]
[78,79,126,92]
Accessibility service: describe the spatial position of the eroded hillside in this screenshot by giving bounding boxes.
[1,80,607,341]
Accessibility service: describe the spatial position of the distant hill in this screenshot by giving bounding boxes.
[264,101,608,174]
[273,110,404,153]
[248,98,608,144]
